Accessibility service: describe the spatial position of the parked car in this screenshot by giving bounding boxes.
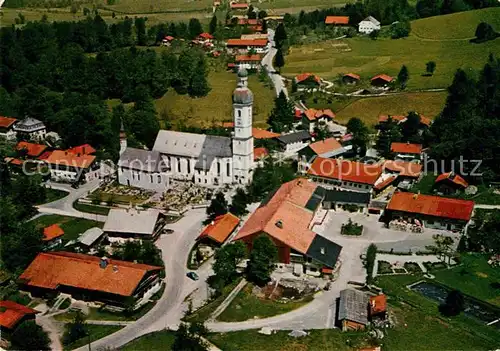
[186,272,199,281]
[163,228,174,234]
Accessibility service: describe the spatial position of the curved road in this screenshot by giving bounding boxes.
[262,29,288,99]
[74,208,212,351]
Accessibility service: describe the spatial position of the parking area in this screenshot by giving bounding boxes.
[315,210,461,254]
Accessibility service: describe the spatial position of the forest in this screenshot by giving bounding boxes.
[0,16,212,158]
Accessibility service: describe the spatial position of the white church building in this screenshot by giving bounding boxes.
[118,68,255,190]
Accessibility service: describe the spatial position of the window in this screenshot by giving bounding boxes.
[177,158,181,173]
[150,175,153,183]
[238,110,241,117]
[187,159,191,174]
[158,175,161,183]
[226,162,230,177]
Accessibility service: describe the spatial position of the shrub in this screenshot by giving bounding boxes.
[343,204,360,212]
[341,219,363,236]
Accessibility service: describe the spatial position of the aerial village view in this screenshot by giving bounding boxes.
[0,0,499,349]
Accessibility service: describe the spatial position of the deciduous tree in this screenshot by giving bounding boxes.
[11,321,50,351]
[426,61,436,75]
[206,192,228,223]
[247,235,277,285]
[397,65,409,89]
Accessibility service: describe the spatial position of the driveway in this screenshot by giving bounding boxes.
[262,29,288,99]
[73,208,212,350]
[35,180,107,222]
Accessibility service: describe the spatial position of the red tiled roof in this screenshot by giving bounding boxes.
[0,116,17,129]
[383,160,422,178]
[295,73,321,84]
[238,18,259,25]
[198,213,240,244]
[370,294,387,314]
[46,150,96,169]
[0,301,39,329]
[235,54,261,62]
[322,267,333,274]
[231,2,249,8]
[43,224,64,241]
[198,32,214,40]
[163,35,174,41]
[374,175,397,191]
[435,172,469,188]
[325,16,349,25]
[304,108,335,121]
[253,128,280,139]
[67,144,96,155]
[4,157,24,166]
[227,63,236,68]
[419,115,432,126]
[295,109,303,119]
[38,150,53,160]
[390,142,422,155]
[16,141,47,157]
[308,158,383,185]
[235,179,317,254]
[19,252,162,297]
[254,147,268,160]
[386,192,474,221]
[371,74,394,83]
[378,115,406,123]
[309,138,343,155]
[344,73,360,80]
[227,39,268,47]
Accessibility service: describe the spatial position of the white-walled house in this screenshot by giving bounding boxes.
[13,117,47,141]
[358,16,380,34]
[0,116,18,140]
[118,147,170,191]
[45,150,98,183]
[276,131,312,154]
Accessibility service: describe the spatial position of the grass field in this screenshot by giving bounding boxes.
[432,254,500,306]
[334,91,447,125]
[209,329,369,351]
[0,6,207,27]
[63,325,122,351]
[156,70,274,129]
[283,35,500,90]
[412,7,500,40]
[73,201,111,215]
[34,188,69,205]
[31,214,103,242]
[217,284,314,322]
[100,0,213,13]
[55,302,156,322]
[122,330,176,351]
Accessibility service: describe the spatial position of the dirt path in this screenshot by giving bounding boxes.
[37,316,63,351]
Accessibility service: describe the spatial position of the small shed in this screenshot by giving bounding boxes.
[338,289,369,331]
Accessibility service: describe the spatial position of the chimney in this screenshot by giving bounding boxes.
[99,256,108,269]
[112,265,118,273]
[320,247,325,255]
[275,220,283,229]
[211,221,215,226]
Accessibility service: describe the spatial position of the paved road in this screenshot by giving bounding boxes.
[35,180,107,222]
[74,208,212,351]
[262,29,288,99]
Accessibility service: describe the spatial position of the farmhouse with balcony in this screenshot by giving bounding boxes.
[300,108,336,133]
[294,73,321,91]
[371,74,394,87]
[307,157,383,193]
[358,16,381,34]
[342,73,360,85]
[390,142,422,161]
[45,150,99,183]
[0,116,18,140]
[226,39,268,54]
[18,252,163,308]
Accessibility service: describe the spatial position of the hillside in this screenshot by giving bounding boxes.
[411,7,500,40]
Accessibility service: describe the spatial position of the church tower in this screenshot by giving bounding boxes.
[232,68,254,185]
[119,119,127,155]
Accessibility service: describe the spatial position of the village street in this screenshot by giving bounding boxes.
[262,29,288,98]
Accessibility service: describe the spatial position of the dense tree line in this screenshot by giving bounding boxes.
[430,55,500,180]
[416,0,498,19]
[0,16,210,155]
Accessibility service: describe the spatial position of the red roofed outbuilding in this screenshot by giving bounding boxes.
[343,73,360,84]
[371,74,394,86]
[370,294,387,319]
[0,301,40,331]
[16,141,47,158]
[434,172,469,195]
[325,16,349,25]
[198,213,240,245]
[386,192,474,230]
[390,142,422,161]
[295,73,321,87]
